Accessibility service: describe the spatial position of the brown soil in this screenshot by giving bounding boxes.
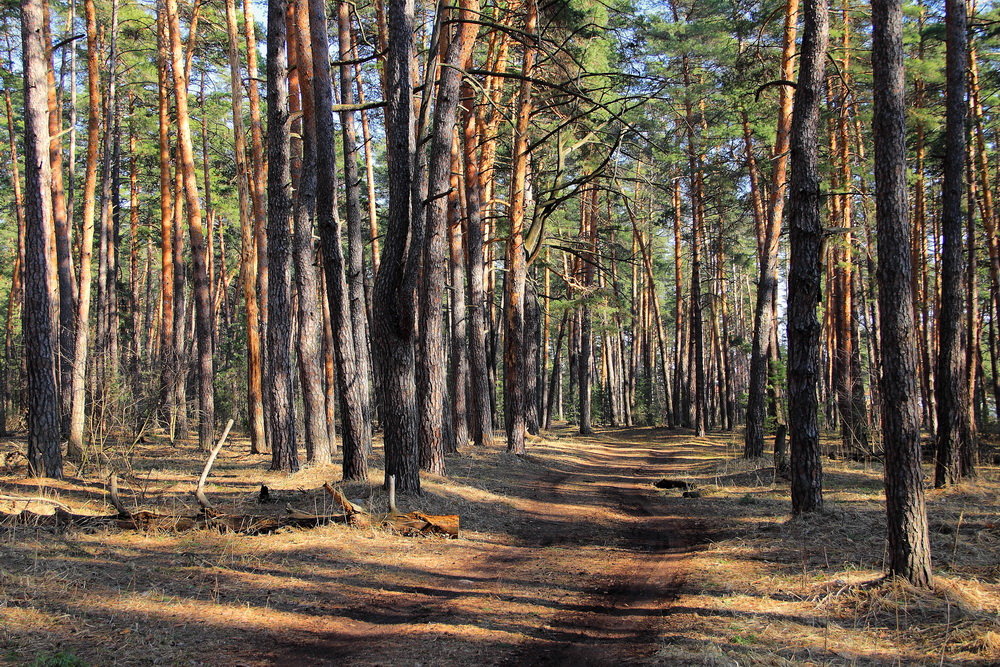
[2,426,998,666]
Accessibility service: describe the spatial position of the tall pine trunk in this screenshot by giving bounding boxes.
[503,0,537,454]
[871,0,933,586]
[786,0,828,514]
[336,0,375,452]
[372,0,420,492]
[308,0,372,478]
[291,0,332,464]
[744,0,797,458]
[21,0,63,478]
[460,79,494,448]
[224,0,266,455]
[164,0,215,452]
[934,0,970,487]
[265,0,298,471]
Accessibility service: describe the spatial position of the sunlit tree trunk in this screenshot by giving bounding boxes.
[244,0,268,333]
[164,0,215,451]
[745,0,797,458]
[460,78,494,448]
[418,0,478,471]
[95,3,120,395]
[67,0,102,458]
[308,0,372,478]
[21,0,63,478]
[154,4,178,437]
[448,153,470,450]
[503,0,537,455]
[579,187,596,435]
[42,0,75,428]
[291,0,332,464]
[225,0,266,454]
[336,0,375,444]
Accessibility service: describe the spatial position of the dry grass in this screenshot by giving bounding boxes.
[1,426,998,665]
[651,430,1000,666]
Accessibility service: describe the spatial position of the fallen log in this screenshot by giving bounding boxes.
[383,512,460,538]
[0,504,355,535]
[1,482,460,537]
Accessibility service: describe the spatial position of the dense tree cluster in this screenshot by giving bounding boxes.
[2,0,999,586]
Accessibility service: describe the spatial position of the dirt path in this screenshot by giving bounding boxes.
[257,427,703,666]
[500,433,698,665]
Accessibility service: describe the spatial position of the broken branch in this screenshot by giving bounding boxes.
[194,419,235,511]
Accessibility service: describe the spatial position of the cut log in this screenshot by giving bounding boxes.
[383,511,460,537]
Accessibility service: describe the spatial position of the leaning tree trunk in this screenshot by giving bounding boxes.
[21,0,63,479]
[164,0,215,452]
[308,0,372,478]
[871,0,933,587]
[785,0,828,515]
[503,0,537,455]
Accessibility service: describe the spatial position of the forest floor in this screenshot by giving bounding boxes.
[0,424,999,665]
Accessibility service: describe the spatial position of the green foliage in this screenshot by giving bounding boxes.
[31,652,87,667]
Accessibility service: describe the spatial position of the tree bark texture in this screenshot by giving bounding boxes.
[165,0,215,452]
[935,0,970,488]
[224,0,266,455]
[871,0,933,587]
[292,0,333,465]
[336,0,375,450]
[371,0,420,492]
[308,0,373,479]
[418,0,477,473]
[785,0,827,514]
[461,80,494,448]
[21,0,63,478]
[503,0,537,455]
[265,0,298,471]
[745,0,798,458]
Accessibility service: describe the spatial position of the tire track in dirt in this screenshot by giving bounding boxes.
[248,428,701,666]
[500,432,698,665]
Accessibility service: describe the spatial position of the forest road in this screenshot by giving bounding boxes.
[499,429,700,665]
[258,427,702,666]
